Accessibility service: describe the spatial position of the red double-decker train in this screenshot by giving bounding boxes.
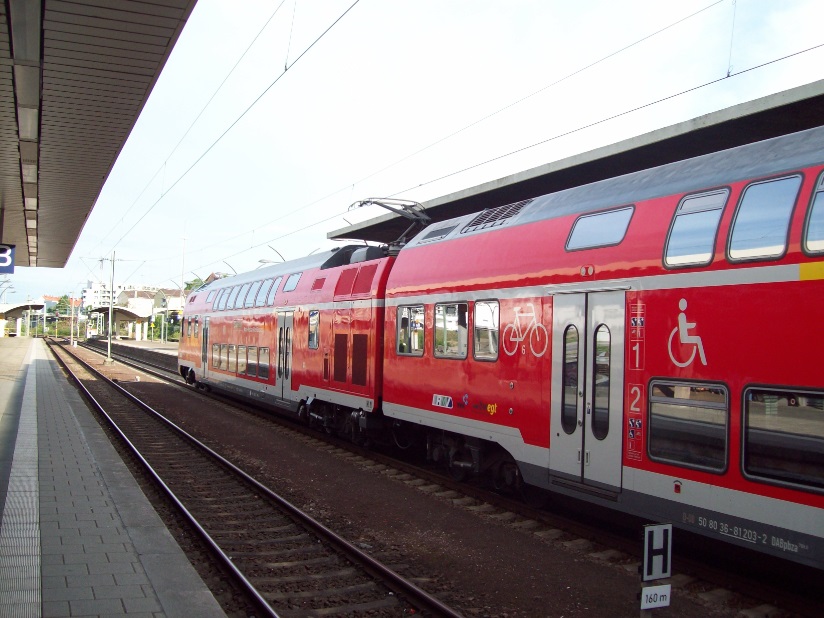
[179,125,824,569]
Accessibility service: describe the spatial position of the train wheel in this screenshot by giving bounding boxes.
[297,401,309,424]
[343,413,361,445]
[186,369,196,385]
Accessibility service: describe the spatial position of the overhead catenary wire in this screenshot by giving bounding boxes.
[104,0,362,257]
[164,0,730,265]
[184,38,824,278]
[89,0,291,257]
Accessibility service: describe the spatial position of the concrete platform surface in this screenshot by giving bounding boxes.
[0,337,225,617]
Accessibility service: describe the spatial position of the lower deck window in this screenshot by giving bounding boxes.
[237,345,247,375]
[648,381,728,472]
[258,347,270,380]
[247,346,258,377]
[228,345,236,372]
[744,388,824,491]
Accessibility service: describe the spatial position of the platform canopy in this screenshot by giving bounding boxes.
[88,305,148,321]
[0,0,197,269]
[329,79,824,245]
[0,302,45,319]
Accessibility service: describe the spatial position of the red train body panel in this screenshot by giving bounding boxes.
[181,126,824,568]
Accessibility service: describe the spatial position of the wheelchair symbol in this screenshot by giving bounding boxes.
[668,299,707,368]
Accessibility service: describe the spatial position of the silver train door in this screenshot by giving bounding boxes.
[276,311,294,400]
[201,317,209,379]
[549,291,625,491]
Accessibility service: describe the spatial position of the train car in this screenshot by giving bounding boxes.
[178,245,393,436]
[381,125,824,568]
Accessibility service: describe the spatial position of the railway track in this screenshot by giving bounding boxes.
[48,339,463,618]
[69,339,822,617]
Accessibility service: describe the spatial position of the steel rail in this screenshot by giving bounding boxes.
[47,340,280,618]
[49,340,464,618]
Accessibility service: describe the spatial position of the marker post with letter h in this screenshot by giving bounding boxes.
[640,523,672,615]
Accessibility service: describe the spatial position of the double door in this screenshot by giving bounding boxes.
[549,291,625,491]
[275,311,293,400]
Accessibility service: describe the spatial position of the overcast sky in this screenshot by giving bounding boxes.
[5,0,824,303]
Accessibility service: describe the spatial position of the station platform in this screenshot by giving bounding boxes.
[0,337,224,617]
[89,337,180,357]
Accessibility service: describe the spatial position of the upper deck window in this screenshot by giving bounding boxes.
[226,286,241,309]
[217,288,231,311]
[665,189,728,267]
[266,276,283,305]
[235,283,251,309]
[245,281,262,308]
[804,172,824,254]
[206,290,216,303]
[728,175,801,261]
[283,273,301,293]
[255,279,273,307]
[566,206,633,251]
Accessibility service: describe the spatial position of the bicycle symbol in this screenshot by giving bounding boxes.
[503,303,548,357]
[667,298,707,368]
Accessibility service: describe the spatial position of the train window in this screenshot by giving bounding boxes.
[246,346,258,377]
[226,286,241,310]
[434,303,468,359]
[648,381,728,472]
[592,325,611,440]
[237,345,247,375]
[283,273,302,293]
[561,326,579,435]
[186,317,192,338]
[212,343,220,368]
[194,317,199,339]
[804,173,824,253]
[218,288,233,311]
[308,310,320,349]
[258,347,270,380]
[743,388,824,492]
[397,305,424,356]
[235,283,252,309]
[206,290,216,303]
[215,289,227,310]
[255,279,273,307]
[473,301,499,361]
[219,344,229,370]
[245,281,262,308]
[665,189,728,267]
[566,206,633,251]
[266,276,283,306]
[729,175,802,261]
[227,345,237,372]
